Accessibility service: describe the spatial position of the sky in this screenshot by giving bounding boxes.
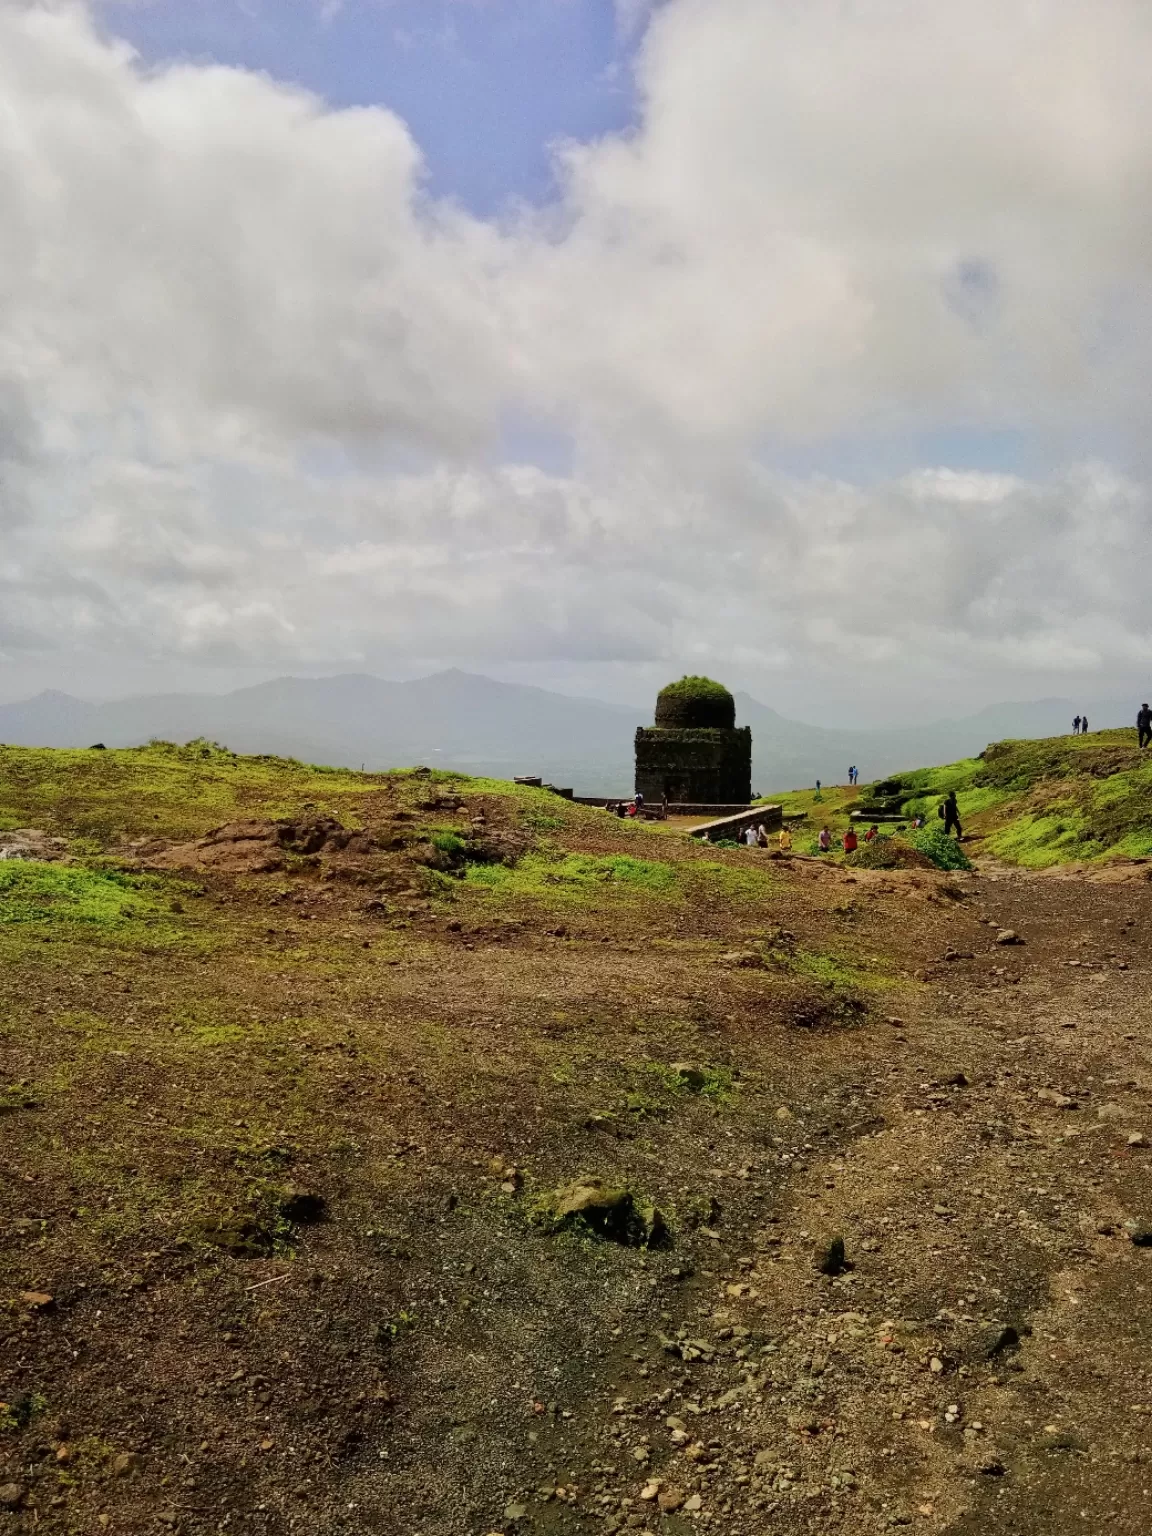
[1,0,1151,725]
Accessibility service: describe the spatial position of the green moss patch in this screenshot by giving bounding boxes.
[0,861,194,945]
[463,852,678,904]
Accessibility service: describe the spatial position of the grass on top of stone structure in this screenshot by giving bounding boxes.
[656,675,733,706]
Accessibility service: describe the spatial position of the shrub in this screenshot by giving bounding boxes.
[431,832,468,859]
[846,837,933,871]
[909,826,973,871]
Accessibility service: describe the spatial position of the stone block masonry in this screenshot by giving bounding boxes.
[634,725,752,806]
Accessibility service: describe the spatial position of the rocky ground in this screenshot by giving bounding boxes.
[1,773,1150,1535]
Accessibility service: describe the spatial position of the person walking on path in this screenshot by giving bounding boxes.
[818,826,832,852]
[1073,715,1081,735]
[940,790,962,839]
[1138,703,1152,749]
[842,828,858,853]
[778,826,793,852]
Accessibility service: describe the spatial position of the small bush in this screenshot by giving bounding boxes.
[845,838,933,871]
[431,832,468,859]
[909,826,973,871]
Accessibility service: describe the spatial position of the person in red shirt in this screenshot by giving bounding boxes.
[864,824,879,842]
[842,828,858,853]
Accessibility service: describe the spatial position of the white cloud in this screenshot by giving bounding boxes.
[2,0,1152,709]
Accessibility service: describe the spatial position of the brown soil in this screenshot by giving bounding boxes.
[1,797,1150,1536]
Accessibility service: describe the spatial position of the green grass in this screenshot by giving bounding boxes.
[463,851,678,903]
[461,849,775,909]
[908,826,973,871]
[770,727,1152,868]
[658,675,732,703]
[0,740,376,845]
[0,861,195,946]
[778,943,896,992]
[0,741,600,850]
[645,1061,737,1102]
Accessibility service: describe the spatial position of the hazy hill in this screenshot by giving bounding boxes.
[0,670,1140,795]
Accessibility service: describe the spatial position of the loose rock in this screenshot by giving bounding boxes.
[279,1187,327,1224]
[813,1234,846,1275]
[536,1178,668,1248]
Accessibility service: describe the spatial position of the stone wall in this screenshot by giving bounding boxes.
[634,725,752,805]
[688,804,783,841]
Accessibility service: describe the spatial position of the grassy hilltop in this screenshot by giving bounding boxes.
[2,739,1152,1535]
[769,727,1152,868]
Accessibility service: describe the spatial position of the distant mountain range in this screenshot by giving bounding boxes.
[0,670,1140,796]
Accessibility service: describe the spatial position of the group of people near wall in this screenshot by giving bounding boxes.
[607,790,659,819]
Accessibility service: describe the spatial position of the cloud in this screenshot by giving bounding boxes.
[2,0,1152,703]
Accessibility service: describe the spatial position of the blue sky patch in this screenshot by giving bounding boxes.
[95,0,640,214]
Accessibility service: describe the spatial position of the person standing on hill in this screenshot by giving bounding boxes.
[1081,714,1089,735]
[1138,703,1152,749]
[842,827,858,853]
[1073,715,1081,735]
[778,826,793,852]
[818,825,832,852]
[940,790,962,839]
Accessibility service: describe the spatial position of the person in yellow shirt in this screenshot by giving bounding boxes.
[778,826,793,852]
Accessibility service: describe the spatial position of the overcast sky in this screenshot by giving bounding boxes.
[2,0,1151,724]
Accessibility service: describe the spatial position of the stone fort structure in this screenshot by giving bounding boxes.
[634,676,752,806]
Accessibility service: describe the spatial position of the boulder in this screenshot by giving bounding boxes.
[538,1178,669,1248]
[813,1234,846,1275]
[279,1187,327,1225]
[670,1062,707,1092]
